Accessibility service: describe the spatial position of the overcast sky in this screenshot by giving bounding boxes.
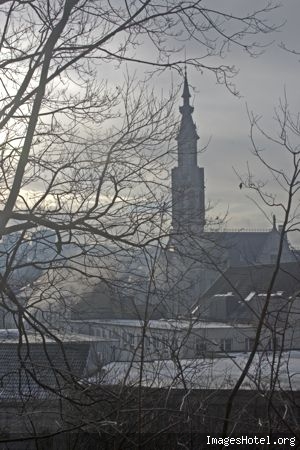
[182,1,300,246]
[42,1,300,247]
[138,0,300,247]
[95,2,300,246]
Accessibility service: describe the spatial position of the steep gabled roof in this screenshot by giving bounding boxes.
[218,232,271,265]
[207,231,271,266]
[201,262,300,301]
[203,227,296,267]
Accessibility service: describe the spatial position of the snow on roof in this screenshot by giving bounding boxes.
[0,330,115,344]
[191,305,199,315]
[214,292,234,297]
[245,292,256,302]
[71,319,252,330]
[93,351,300,391]
[258,291,286,297]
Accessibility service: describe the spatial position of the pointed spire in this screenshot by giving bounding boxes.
[177,68,198,143]
[179,67,193,114]
[272,214,277,231]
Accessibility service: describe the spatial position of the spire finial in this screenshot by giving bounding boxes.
[272,214,277,231]
[182,65,191,104]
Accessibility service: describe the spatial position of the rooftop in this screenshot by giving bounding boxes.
[0,340,90,401]
[95,351,300,391]
[200,262,300,301]
[0,329,115,344]
[70,319,252,330]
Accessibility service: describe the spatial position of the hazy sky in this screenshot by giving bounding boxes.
[19,1,300,246]
[108,1,300,245]
[182,1,300,245]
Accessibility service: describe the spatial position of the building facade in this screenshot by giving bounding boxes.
[70,317,300,363]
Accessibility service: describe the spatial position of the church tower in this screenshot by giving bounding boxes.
[171,72,205,235]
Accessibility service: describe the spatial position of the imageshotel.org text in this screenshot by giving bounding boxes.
[206,436,296,447]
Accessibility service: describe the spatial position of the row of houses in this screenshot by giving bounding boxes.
[70,311,300,363]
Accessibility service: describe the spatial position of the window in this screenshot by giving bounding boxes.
[196,338,207,355]
[245,337,255,352]
[129,333,135,346]
[98,328,105,338]
[268,337,281,351]
[221,338,232,352]
[144,336,151,349]
[161,338,168,350]
[171,336,179,350]
[153,336,160,350]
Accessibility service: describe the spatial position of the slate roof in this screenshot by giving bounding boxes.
[200,262,300,301]
[214,231,269,266]
[171,229,279,268]
[0,341,90,401]
[209,231,273,266]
